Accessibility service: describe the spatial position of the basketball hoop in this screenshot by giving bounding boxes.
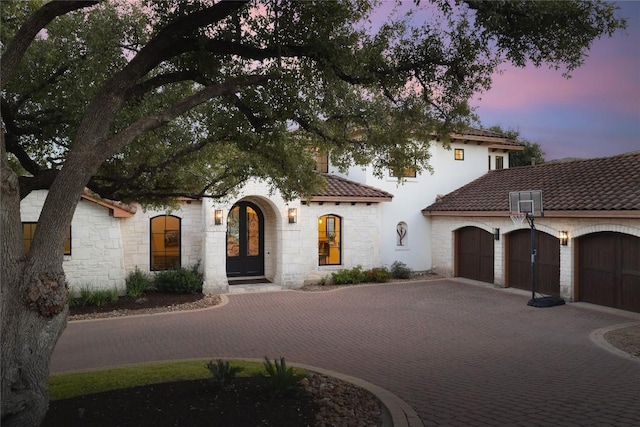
[510,212,527,227]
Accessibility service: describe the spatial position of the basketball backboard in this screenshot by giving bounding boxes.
[509,190,543,217]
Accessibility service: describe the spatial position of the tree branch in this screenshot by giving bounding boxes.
[0,1,100,89]
[103,74,276,158]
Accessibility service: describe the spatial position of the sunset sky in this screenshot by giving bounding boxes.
[473,1,640,160]
[373,1,640,161]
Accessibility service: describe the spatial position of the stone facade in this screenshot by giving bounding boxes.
[430,215,640,301]
[20,190,127,293]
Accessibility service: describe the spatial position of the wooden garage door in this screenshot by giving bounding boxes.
[579,232,640,312]
[508,229,560,296]
[456,227,494,283]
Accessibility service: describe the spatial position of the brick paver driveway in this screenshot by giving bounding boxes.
[51,279,640,426]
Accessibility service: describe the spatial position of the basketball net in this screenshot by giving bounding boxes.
[510,212,527,227]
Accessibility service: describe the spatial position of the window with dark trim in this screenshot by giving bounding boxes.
[313,150,328,173]
[389,166,417,178]
[22,222,71,255]
[454,148,464,160]
[150,215,181,271]
[495,156,504,170]
[318,214,342,265]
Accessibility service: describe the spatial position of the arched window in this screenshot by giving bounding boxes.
[150,215,181,271]
[318,215,342,265]
[396,222,408,247]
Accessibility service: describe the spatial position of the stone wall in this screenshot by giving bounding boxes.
[20,190,127,293]
[430,215,640,301]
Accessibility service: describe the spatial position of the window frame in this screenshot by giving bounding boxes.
[495,156,504,170]
[454,148,465,161]
[150,215,182,271]
[318,214,342,266]
[22,222,71,256]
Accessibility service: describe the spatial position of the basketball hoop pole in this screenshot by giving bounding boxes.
[527,213,537,303]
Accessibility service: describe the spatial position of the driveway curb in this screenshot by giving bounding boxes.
[590,322,640,363]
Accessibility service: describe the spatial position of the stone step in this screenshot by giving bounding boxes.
[227,283,283,294]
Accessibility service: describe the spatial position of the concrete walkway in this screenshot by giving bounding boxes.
[51,279,640,426]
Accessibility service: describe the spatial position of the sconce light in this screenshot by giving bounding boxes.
[288,208,297,224]
[493,228,500,241]
[214,209,223,225]
[559,231,569,246]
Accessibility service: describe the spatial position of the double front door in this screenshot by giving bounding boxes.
[226,202,264,277]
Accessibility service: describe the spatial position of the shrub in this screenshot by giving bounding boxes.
[262,357,300,397]
[153,262,203,294]
[126,267,152,298]
[365,267,391,283]
[206,359,242,387]
[77,285,93,306]
[390,261,413,279]
[89,288,119,307]
[331,266,366,285]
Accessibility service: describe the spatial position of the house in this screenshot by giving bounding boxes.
[20,128,524,295]
[422,151,640,313]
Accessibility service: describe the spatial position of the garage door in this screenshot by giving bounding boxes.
[579,232,640,312]
[508,229,560,296]
[456,226,494,283]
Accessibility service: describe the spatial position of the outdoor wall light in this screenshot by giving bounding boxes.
[288,208,297,224]
[493,228,500,241]
[214,209,223,225]
[559,231,569,246]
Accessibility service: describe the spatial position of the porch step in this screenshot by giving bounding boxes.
[227,283,283,294]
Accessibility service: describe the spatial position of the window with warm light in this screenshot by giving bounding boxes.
[22,222,71,255]
[318,215,341,265]
[150,215,181,271]
[454,148,464,160]
[389,166,417,178]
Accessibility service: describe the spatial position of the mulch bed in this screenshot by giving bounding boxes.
[69,292,206,317]
[43,377,317,427]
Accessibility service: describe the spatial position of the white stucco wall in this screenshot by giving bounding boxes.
[20,190,127,293]
[429,215,640,301]
[333,141,508,273]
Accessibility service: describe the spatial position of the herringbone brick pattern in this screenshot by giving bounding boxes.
[51,280,640,426]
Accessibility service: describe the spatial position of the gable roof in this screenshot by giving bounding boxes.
[81,190,137,217]
[422,151,640,218]
[309,174,393,203]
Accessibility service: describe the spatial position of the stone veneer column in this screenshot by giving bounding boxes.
[202,199,229,294]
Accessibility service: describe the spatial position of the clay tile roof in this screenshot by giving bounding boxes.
[310,174,393,202]
[423,152,640,215]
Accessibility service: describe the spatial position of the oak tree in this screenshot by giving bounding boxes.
[0,1,625,425]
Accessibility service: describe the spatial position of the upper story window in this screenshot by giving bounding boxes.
[495,156,504,170]
[313,150,328,173]
[22,222,71,255]
[150,215,181,271]
[318,214,342,265]
[454,149,464,160]
[390,166,417,178]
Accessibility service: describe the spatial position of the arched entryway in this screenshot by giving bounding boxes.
[226,201,265,277]
[455,226,494,283]
[578,232,640,312]
[507,229,560,296]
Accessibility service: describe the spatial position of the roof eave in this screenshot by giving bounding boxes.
[309,196,393,203]
[422,210,640,219]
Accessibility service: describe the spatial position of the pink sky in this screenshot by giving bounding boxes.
[472,1,640,160]
[372,1,639,160]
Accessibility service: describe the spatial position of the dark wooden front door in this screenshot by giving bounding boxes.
[508,229,560,296]
[579,232,640,312]
[456,227,494,283]
[226,202,264,277]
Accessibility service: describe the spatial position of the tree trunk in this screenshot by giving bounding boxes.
[1,132,69,426]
